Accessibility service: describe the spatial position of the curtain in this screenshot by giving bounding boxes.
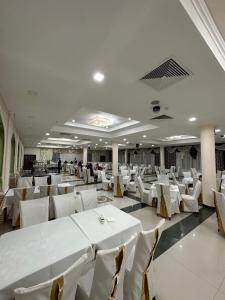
[216,150,224,171]
[165,148,176,168]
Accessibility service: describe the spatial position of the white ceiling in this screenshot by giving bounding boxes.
[0,0,225,149]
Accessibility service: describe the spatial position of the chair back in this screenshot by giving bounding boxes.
[14,254,88,300]
[124,220,165,300]
[214,190,225,234]
[100,170,107,181]
[172,173,178,185]
[121,169,128,176]
[157,175,169,185]
[191,168,198,178]
[34,176,48,187]
[183,171,191,178]
[20,197,49,228]
[83,168,88,184]
[51,174,62,185]
[79,188,97,210]
[14,187,35,201]
[39,185,57,198]
[53,193,83,218]
[113,175,124,197]
[137,176,145,196]
[58,185,74,195]
[17,177,33,188]
[193,180,202,200]
[89,235,137,300]
[155,183,169,218]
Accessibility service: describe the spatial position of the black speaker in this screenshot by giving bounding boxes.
[136,143,139,148]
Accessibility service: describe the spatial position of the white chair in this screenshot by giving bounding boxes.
[51,174,62,185]
[34,176,48,186]
[58,185,75,195]
[182,171,193,185]
[181,180,201,212]
[137,176,152,206]
[212,189,225,234]
[191,168,198,178]
[155,166,159,175]
[113,175,124,197]
[76,235,137,300]
[172,173,186,194]
[157,174,169,185]
[17,177,33,188]
[14,254,88,300]
[80,188,98,210]
[20,197,49,228]
[156,183,180,219]
[53,192,83,218]
[127,176,137,193]
[83,168,88,184]
[39,185,58,219]
[124,219,165,300]
[12,187,35,227]
[121,169,129,176]
[100,171,110,191]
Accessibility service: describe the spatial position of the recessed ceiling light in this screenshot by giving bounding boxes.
[72,119,75,123]
[189,117,197,122]
[123,138,127,141]
[128,117,132,121]
[152,144,155,147]
[105,141,108,144]
[126,141,129,144]
[140,143,143,146]
[45,133,50,136]
[215,128,221,133]
[95,144,98,146]
[99,138,103,142]
[143,135,147,138]
[38,142,41,145]
[75,136,78,139]
[93,72,104,82]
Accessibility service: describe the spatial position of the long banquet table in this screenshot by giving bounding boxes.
[0,204,142,299]
[0,216,93,300]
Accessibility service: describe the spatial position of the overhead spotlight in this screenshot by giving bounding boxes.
[128,117,132,121]
[142,135,147,138]
[126,141,129,144]
[215,128,221,133]
[75,136,78,139]
[123,138,127,141]
[99,138,103,142]
[105,141,108,144]
[189,117,197,122]
[72,119,75,123]
[140,143,143,146]
[152,144,155,147]
[38,142,41,145]
[95,144,98,146]
[93,72,104,82]
[45,133,50,136]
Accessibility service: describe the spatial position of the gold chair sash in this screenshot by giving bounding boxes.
[115,176,123,197]
[108,245,125,299]
[64,187,68,194]
[141,229,159,300]
[50,275,64,300]
[213,190,225,234]
[159,185,168,218]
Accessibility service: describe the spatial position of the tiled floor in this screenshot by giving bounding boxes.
[1,180,225,300]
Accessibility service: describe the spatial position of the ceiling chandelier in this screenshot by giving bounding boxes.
[88,115,111,128]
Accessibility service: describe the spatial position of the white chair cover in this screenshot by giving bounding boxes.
[12,187,35,226]
[14,253,88,300]
[214,190,225,234]
[34,176,48,187]
[51,174,62,185]
[181,180,201,212]
[80,189,97,210]
[156,183,180,219]
[121,169,129,176]
[137,176,152,206]
[191,168,198,178]
[172,173,186,194]
[183,171,191,178]
[157,174,169,185]
[58,185,75,195]
[39,185,58,219]
[76,234,137,300]
[100,171,110,191]
[113,175,124,197]
[124,219,165,300]
[20,197,49,228]
[17,177,33,188]
[53,192,83,218]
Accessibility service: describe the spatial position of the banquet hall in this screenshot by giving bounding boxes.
[1,0,225,299]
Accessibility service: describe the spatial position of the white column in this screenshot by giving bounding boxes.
[124,149,128,165]
[160,146,165,167]
[112,143,118,176]
[200,125,217,207]
[83,146,88,166]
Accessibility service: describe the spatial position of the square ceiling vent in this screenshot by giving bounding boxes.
[140,57,192,91]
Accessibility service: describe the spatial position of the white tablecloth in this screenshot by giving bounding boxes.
[150,184,182,202]
[110,176,130,185]
[70,204,142,250]
[0,217,93,299]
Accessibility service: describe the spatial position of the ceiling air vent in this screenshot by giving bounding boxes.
[140,57,192,90]
[151,115,173,120]
[59,132,72,136]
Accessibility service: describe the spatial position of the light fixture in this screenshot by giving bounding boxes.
[95,144,98,146]
[140,143,143,146]
[88,115,111,128]
[45,133,50,136]
[159,135,197,142]
[142,135,147,138]
[189,117,197,122]
[37,142,41,145]
[126,141,129,144]
[72,119,75,123]
[105,141,108,144]
[123,138,127,141]
[99,138,103,142]
[215,128,221,133]
[75,136,78,139]
[93,72,105,82]
[128,117,131,121]
[152,144,155,147]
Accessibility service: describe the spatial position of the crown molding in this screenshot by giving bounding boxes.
[180,0,225,71]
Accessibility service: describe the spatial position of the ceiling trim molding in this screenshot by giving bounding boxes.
[180,0,225,71]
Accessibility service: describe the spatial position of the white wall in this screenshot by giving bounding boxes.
[0,93,24,191]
